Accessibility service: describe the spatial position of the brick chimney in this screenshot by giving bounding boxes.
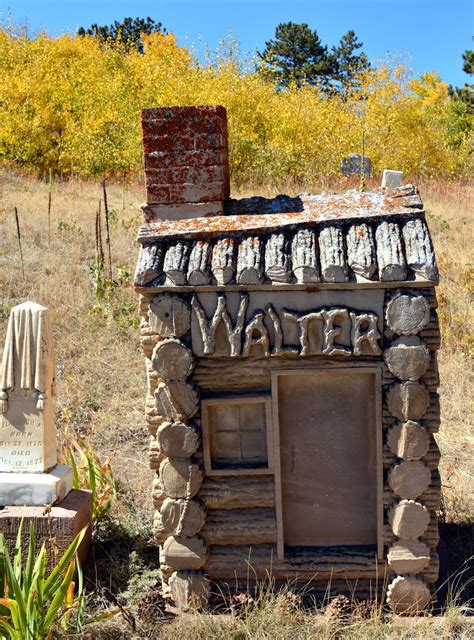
[141,105,230,222]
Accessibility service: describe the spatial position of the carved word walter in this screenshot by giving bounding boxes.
[191,294,382,358]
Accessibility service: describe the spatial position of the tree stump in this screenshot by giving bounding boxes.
[152,339,194,381]
[161,498,206,537]
[386,382,430,421]
[384,337,431,381]
[162,535,207,570]
[291,228,319,284]
[169,571,210,610]
[155,381,199,421]
[187,241,212,286]
[212,238,235,285]
[318,226,347,283]
[237,236,264,284]
[265,233,291,283]
[387,541,430,574]
[346,223,376,279]
[375,222,407,281]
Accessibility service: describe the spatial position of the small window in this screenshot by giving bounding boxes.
[202,397,272,475]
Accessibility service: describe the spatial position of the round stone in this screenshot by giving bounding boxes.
[152,510,169,545]
[388,461,431,500]
[384,336,431,381]
[387,421,430,460]
[386,294,430,336]
[387,576,431,615]
[149,295,191,338]
[388,499,430,540]
[386,382,430,421]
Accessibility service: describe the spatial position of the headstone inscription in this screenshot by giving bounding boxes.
[0,301,72,505]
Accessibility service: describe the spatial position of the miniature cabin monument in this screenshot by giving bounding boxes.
[135,106,442,614]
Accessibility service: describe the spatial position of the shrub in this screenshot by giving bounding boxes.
[0,28,471,182]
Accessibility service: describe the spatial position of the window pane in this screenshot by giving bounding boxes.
[205,399,269,470]
[214,430,241,460]
[239,403,265,431]
[212,404,239,431]
[240,430,267,461]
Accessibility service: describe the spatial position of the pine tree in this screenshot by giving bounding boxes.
[449,49,473,115]
[331,30,370,90]
[258,22,334,88]
[77,17,164,51]
[462,49,474,75]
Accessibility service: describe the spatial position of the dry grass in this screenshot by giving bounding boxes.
[0,170,473,637]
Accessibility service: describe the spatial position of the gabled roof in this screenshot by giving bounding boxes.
[135,185,438,290]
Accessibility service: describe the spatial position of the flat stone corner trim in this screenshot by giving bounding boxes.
[135,104,442,614]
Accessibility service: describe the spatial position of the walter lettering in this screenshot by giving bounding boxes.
[191,294,382,357]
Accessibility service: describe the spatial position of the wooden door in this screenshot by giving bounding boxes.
[272,368,382,558]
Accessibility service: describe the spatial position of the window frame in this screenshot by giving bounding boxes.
[201,395,274,476]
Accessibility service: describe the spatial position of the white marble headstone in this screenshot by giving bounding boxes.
[0,301,72,505]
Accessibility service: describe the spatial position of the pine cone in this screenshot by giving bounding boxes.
[324,594,353,624]
[137,588,168,623]
[353,598,377,620]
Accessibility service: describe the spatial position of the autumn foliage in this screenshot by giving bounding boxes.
[0,29,471,184]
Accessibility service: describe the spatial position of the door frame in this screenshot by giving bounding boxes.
[271,365,383,561]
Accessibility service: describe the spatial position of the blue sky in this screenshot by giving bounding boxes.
[2,0,472,86]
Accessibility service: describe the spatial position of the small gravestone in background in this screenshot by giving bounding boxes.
[382,169,404,188]
[0,301,91,567]
[341,153,371,177]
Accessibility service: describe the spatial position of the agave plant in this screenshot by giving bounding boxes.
[0,519,87,639]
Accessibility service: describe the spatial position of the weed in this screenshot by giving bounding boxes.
[67,435,117,523]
